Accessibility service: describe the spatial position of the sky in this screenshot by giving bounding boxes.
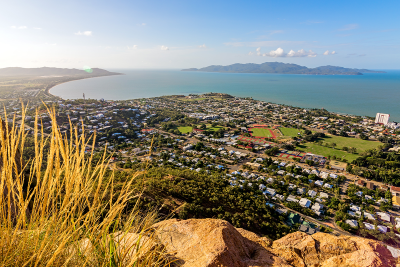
[1,0,399,70]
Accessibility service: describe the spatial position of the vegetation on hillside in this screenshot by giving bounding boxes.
[0,107,172,267]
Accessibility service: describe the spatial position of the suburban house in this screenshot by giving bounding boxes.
[376,212,391,222]
[364,212,375,220]
[391,186,400,197]
[265,188,276,197]
[311,203,324,216]
[357,179,365,187]
[378,225,388,233]
[299,198,311,208]
[319,192,329,198]
[346,219,358,228]
[286,195,299,203]
[393,196,400,209]
[363,222,375,230]
[366,181,375,190]
[308,190,317,198]
[297,188,306,195]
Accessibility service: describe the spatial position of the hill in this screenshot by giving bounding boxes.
[0,67,121,76]
[182,62,385,75]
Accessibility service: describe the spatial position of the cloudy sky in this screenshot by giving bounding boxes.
[1,0,399,69]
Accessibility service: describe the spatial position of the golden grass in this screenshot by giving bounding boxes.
[0,104,172,266]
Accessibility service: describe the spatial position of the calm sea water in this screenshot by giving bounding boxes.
[51,69,400,121]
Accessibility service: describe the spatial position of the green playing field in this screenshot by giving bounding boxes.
[279,127,303,137]
[251,128,273,137]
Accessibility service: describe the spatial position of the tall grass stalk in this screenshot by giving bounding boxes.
[0,105,172,266]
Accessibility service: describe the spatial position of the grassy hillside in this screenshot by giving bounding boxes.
[0,109,170,266]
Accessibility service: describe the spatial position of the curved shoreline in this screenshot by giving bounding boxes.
[46,73,123,99]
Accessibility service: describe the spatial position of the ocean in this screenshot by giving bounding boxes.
[50,69,400,121]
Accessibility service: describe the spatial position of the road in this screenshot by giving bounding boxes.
[274,202,354,237]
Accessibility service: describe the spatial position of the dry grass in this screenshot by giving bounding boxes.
[0,104,173,266]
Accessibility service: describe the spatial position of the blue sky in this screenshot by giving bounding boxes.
[1,0,399,69]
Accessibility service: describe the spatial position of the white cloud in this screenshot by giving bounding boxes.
[11,26,27,30]
[127,45,138,50]
[248,52,253,55]
[75,31,92,36]
[33,27,42,30]
[287,49,316,57]
[141,23,146,26]
[199,44,207,48]
[264,47,285,57]
[338,24,359,31]
[161,45,169,51]
[253,47,317,57]
[224,40,305,48]
[324,50,337,55]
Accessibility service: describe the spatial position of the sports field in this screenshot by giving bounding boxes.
[296,143,360,162]
[178,126,193,134]
[321,135,381,152]
[251,128,273,138]
[280,127,303,137]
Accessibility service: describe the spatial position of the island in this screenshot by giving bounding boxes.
[182,62,385,75]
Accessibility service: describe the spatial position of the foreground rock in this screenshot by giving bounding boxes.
[152,218,397,267]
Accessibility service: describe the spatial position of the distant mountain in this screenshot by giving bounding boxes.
[0,67,121,76]
[182,62,385,75]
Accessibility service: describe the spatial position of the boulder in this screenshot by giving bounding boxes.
[272,231,396,267]
[151,218,397,267]
[152,218,291,267]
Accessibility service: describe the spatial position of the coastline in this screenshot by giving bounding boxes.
[46,73,123,99]
[46,69,400,121]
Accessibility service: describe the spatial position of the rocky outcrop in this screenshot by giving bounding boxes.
[152,218,291,267]
[151,218,397,267]
[271,231,396,267]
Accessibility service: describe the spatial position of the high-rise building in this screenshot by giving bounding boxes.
[375,113,390,125]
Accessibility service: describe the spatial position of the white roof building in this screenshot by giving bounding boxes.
[299,198,311,208]
[377,212,391,222]
[308,190,317,198]
[315,180,324,187]
[363,212,375,221]
[363,222,375,230]
[265,188,276,196]
[297,187,306,195]
[320,172,329,179]
[350,205,361,212]
[346,219,358,228]
[311,203,324,215]
[319,192,329,198]
[377,225,388,233]
[323,183,333,189]
[286,195,299,203]
[348,210,362,218]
